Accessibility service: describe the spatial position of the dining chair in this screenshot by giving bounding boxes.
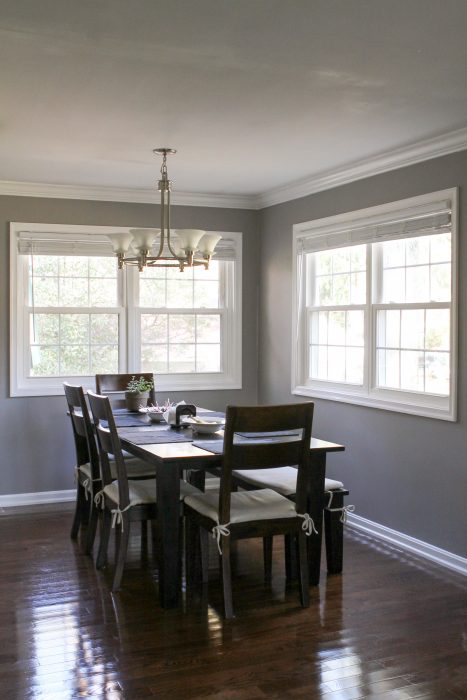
[64,383,157,553]
[87,390,199,592]
[231,467,351,577]
[64,382,101,554]
[184,402,316,619]
[95,373,156,409]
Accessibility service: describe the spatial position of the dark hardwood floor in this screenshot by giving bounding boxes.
[0,504,465,699]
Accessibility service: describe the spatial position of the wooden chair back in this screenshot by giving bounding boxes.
[63,382,100,482]
[87,391,130,510]
[95,373,155,408]
[220,403,314,526]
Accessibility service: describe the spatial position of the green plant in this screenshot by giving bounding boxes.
[126,375,154,393]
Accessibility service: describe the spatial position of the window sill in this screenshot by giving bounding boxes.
[292,384,456,421]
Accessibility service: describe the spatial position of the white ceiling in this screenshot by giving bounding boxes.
[1,0,466,203]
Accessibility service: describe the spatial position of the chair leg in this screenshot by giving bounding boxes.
[70,483,87,539]
[113,515,130,591]
[200,527,209,584]
[263,536,273,582]
[297,532,310,608]
[324,493,345,574]
[84,502,99,555]
[284,534,297,581]
[96,509,112,569]
[220,537,234,619]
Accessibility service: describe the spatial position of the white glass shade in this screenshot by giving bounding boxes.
[198,233,222,256]
[106,232,133,254]
[174,229,205,252]
[130,228,160,251]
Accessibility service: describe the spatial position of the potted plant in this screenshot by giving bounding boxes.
[125,375,154,412]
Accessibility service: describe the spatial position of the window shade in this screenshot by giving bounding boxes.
[16,230,238,260]
[297,198,452,254]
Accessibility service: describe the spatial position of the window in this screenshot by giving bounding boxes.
[10,223,242,396]
[292,189,457,420]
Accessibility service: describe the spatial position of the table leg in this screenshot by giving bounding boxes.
[155,463,181,608]
[307,453,326,586]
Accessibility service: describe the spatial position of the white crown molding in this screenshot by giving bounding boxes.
[0,180,256,210]
[1,126,466,210]
[255,126,467,208]
[347,513,467,577]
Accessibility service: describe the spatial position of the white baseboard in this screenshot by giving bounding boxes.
[0,489,75,508]
[347,513,467,577]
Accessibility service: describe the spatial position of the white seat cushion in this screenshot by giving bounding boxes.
[184,488,297,524]
[104,478,199,508]
[78,462,92,480]
[232,467,344,496]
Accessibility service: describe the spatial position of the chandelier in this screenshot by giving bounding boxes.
[106,148,221,272]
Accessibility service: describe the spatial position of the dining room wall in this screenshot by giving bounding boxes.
[0,195,259,498]
[257,149,467,559]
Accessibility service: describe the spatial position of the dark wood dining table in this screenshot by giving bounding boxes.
[115,409,345,609]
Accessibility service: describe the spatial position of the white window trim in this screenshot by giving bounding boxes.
[291,188,458,421]
[10,222,242,397]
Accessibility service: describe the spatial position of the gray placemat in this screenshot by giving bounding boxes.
[119,427,193,444]
[192,439,224,454]
[235,430,301,438]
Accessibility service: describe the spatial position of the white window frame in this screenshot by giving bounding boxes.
[10,222,242,397]
[292,189,458,421]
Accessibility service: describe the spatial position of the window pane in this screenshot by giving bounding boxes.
[197,315,220,343]
[141,314,168,344]
[316,276,332,305]
[332,249,350,273]
[382,268,405,303]
[90,314,119,344]
[401,309,425,349]
[345,347,364,384]
[425,309,449,351]
[196,344,221,372]
[351,246,366,271]
[310,345,327,380]
[430,233,451,264]
[30,256,58,277]
[140,279,166,307]
[60,345,89,376]
[382,240,405,268]
[30,346,59,376]
[89,257,117,278]
[91,346,119,374]
[141,345,168,373]
[333,274,350,304]
[315,251,332,275]
[377,310,400,349]
[194,260,219,281]
[59,277,88,306]
[406,265,429,302]
[430,263,451,301]
[350,272,366,304]
[30,314,59,344]
[400,350,424,392]
[60,314,89,345]
[169,345,195,373]
[166,280,193,308]
[346,310,364,346]
[194,281,219,308]
[377,349,400,389]
[169,315,195,343]
[327,347,346,382]
[328,311,345,345]
[89,278,117,307]
[406,237,429,266]
[59,257,89,277]
[32,277,59,306]
[425,352,449,396]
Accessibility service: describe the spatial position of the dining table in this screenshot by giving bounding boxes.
[113,408,345,609]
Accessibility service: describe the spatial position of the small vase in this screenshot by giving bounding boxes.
[125,390,149,412]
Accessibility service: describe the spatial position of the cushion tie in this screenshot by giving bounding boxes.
[297,512,318,536]
[82,477,90,500]
[111,504,132,531]
[211,523,231,555]
[94,490,105,509]
[326,504,355,523]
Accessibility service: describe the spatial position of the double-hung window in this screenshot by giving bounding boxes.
[292,189,457,420]
[10,223,242,396]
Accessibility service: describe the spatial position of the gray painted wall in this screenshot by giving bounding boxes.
[0,196,259,495]
[258,150,467,558]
